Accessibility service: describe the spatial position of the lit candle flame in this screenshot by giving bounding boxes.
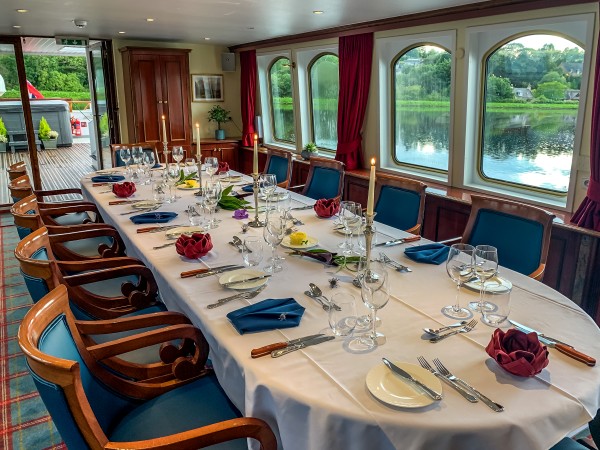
[371,158,376,166]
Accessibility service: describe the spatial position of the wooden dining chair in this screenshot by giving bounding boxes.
[8,174,32,202]
[7,160,27,181]
[19,284,277,450]
[295,156,345,200]
[374,173,427,235]
[264,148,293,188]
[461,194,555,280]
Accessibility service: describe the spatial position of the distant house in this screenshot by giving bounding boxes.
[561,62,583,76]
[513,87,533,100]
[565,89,580,100]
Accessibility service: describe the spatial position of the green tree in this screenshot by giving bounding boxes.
[535,81,567,101]
[540,71,567,84]
[486,75,514,101]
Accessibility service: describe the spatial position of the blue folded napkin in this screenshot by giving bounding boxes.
[404,243,450,265]
[153,163,163,169]
[242,184,254,193]
[91,175,126,183]
[226,298,305,334]
[129,212,178,224]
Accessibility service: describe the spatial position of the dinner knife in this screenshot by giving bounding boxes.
[180,265,243,279]
[382,358,442,401]
[291,205,314,211]
[271,335,335,357]
[375,235,421,247]
[251,333,325,358]
[221,274,272,287]
[509,320,596,366]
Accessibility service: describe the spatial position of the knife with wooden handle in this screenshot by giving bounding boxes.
[251,333,324,358]
[136,225,181,233]
[180,265,242,278]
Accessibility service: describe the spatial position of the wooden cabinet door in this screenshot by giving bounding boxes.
[130,53,162,144]
[160,54,191,146]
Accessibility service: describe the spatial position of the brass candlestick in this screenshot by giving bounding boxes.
[247,172,265,228]
[162,141,170,166]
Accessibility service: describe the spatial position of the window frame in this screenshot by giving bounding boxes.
[307,51,339,153]
[267,56,295,145]
[390,42,453,174]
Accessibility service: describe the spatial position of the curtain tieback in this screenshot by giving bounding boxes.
[336,138,361,156]
[587,178,600,203]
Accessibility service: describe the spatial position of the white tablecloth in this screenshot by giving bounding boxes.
[81,171,600,450]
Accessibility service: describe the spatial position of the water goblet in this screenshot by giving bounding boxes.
[328,292,358,337]
[242,237,263,267]
[340,201,361,255]
[360,260,390,348]
[166,163,180,203]
[130,146,144,182]
[263,216,286,273]
[184,158,197,177]
[202,179,222,229]
[143,152,155,184]
[205,157,218,181]
[119,147,131,176]
[442,244,475,319]
[172,146,184,167]
[469,245,499,312]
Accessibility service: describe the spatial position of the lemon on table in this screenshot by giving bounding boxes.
[184,180,199,188]
[289,231,308,246]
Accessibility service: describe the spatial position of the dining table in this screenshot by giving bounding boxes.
[81,168,600,450]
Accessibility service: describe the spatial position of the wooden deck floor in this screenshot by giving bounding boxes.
[0,143,103,205]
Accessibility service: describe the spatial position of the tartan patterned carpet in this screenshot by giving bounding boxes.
[0,212,64,450]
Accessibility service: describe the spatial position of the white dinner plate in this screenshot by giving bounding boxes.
[165,226,205,239]
[280,235,318,249]
[464,276,512,293]
[131,200,163,209]
[219,268,269,290]
[366,362,442,408]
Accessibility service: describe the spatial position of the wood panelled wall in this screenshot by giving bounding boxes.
[239,147,600,323]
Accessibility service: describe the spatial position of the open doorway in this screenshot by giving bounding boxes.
[0,37,118,204]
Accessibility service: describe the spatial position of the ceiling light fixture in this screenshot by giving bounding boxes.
[204,37,211,41]
[13,25,21,29]
[118,31,126,34]
[16,9,28,13]
[313,10,324,14]
[146,18,155,22]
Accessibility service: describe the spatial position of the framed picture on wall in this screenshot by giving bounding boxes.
[192,74,224,102]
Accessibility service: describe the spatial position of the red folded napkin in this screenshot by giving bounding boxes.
[175,233,213,259]
[218,162,230,174]
[486,328,549,377]
[314,197,340,218]
[112,181,136,198]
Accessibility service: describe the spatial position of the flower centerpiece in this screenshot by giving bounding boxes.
[0,117,7,153]
[301,142,318,160]
[39,117,59,149]
[207,105,231,140]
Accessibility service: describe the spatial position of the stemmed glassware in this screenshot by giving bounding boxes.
[261,173,278,214]
[205,157,218,181]
[142,151,155,184]
[130,146,144,182]
[340,201,361,255]
[184,157,196,177]
[202,179,222,229]
[263,215,286,273]
[119,147,131,175]
[172,146,184,167]
[443,244,475,319]
[359,260,390,348]
[469,245,499,312]
[166,163,180,203]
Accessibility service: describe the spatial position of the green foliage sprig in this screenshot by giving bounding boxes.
[218,185,251,210]
[175,169,198,185]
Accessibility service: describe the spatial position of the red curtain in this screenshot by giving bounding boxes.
[335,33,374,170]
[240,50,257,147]
[571,37,600,231]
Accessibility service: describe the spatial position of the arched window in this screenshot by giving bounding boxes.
[392,45,451,171]
[269,57,295,143]
[481,34,584,193]
[309,53,339,150]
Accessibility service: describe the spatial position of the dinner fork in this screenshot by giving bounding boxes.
[429,319,477,343]
[286,213,304,226]
[379,253,411,273]
[120,206,160,216]
[417,356,478,402]
[432,358,504,412]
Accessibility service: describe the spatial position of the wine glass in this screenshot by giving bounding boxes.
[263,215,286,273]
[119,147,131,175]
[172,146,184,167]
[442,244,475,319]
[184,157,197,177]
[360,260,390,348]
[142,151,155,184]
[469,245,499,312]
[202,179,221,229]
[205,156,218,181]
[166,163,180,203]
[130,146,144,182]
[340,201,361,255]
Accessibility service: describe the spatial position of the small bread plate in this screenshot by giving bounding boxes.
[219,268,270,290]
[281,235,318,249]
[464,276,512,294]
[165,226,205,239]
[177,181,200,190]
[131,200,163,210]
[366,362,442,408]
[259,192,290,202]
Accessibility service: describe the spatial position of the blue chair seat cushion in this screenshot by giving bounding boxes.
[549,437,587,450]
[62,236,114,257]
[109,372,246,449]
[53,211,92,226]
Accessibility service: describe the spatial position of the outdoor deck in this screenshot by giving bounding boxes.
[0,142,101,205]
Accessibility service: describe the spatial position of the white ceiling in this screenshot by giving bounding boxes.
[0,0,483,48]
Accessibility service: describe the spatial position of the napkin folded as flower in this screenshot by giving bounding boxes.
[218,162,230,174]
[91,175,125,183]
[314,197,341,218]
[175,232,213,259]
[112,181,137,198]
[226,298,305,334]
[404,243,449,265]
[129,212,178,225]
[485,328,549,377]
